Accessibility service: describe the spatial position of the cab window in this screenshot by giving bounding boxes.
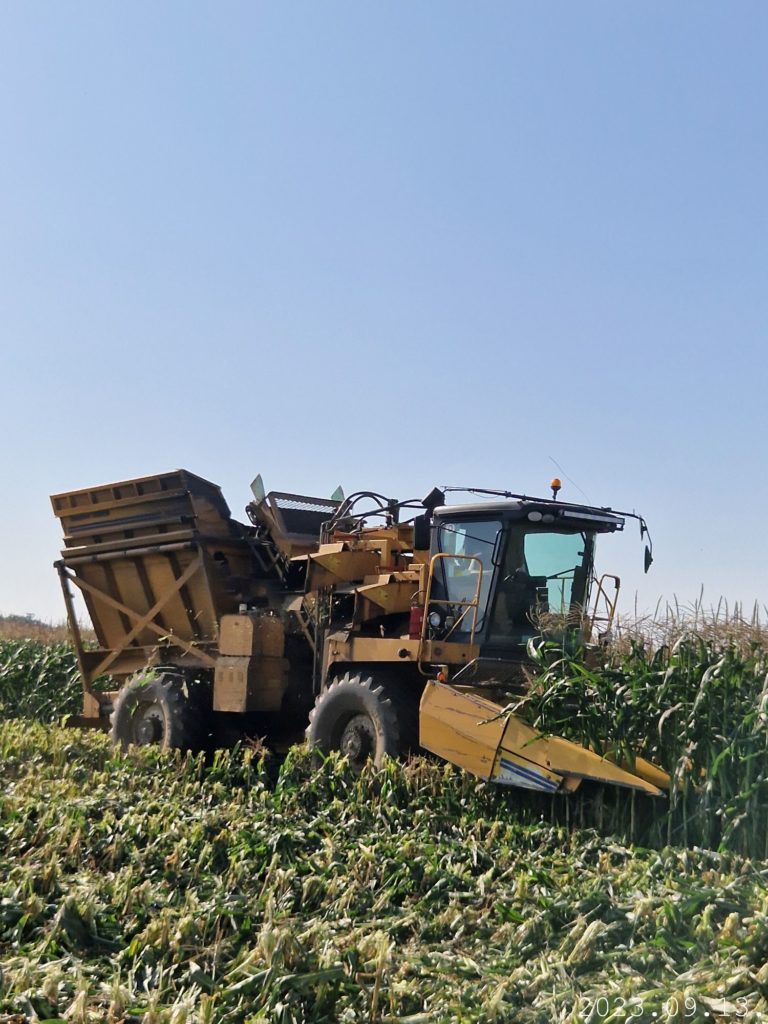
[523,531,587,613]
[436,519,501,630]
[489,528,591,640]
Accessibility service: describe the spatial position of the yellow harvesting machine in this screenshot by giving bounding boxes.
[51,470,667,797]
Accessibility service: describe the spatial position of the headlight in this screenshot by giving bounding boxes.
[428,610,442,629]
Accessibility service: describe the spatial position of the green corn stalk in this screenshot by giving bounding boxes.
[2,718,768,1022]
[0,639,81,721]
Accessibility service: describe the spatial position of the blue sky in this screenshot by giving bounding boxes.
[1,3,766,623]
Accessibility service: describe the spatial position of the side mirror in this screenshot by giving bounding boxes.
[412,514,432,551]
[644,546,653,573]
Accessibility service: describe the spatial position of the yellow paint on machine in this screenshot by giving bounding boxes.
[418,680,506,779]
[492,748,564,793]
[615,754,672,792]
[419,681,669,797]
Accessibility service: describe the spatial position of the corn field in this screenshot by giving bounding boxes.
[0,639,81,721]
[520,629,768,857]
[4,629,768,1021]
[4,722,768,1023]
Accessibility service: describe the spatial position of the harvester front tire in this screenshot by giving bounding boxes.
[306,673,401,771]
[110,670,206,752]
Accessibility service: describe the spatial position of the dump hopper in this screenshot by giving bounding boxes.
[51,470,256,687]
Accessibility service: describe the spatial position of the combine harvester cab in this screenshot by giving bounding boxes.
[408,485,669,797]
[298,481,669,797]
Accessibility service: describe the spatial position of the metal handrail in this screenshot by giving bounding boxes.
[589,573,621,638]
[420,553,484,652]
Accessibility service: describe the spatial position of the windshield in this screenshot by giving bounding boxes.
[523,531,587,612]
[436,519,501,631]
[488,528,592,641]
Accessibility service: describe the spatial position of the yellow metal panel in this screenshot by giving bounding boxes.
[350,637,420,661]
[621,755,670,792]
[355,577,419,616]
[213,655,287,713]
[419,639,478,666]
[348,525,413,544]
[326,636,478,667]
[419,682,506,780]
[112,561,151,635]
[77,562,127,650]
[492,748,563,793]
[141,553,202,639]
[419,682,668,797]
[219,614,285,657]
[499,718,666,796]
[362,538,395,567]
[308,548,380,588]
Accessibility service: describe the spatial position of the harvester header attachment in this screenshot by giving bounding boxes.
[419,682,669,797]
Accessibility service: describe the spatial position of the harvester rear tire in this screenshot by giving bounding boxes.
[110,670,207,752]
[305,673,401,771]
